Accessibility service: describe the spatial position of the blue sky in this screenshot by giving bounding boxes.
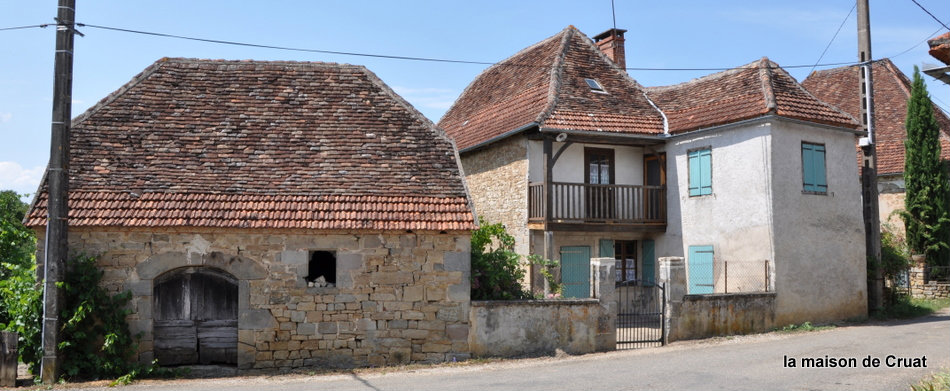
[1,1,948,198]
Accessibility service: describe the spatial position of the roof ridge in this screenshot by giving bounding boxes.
[878,58,913,97]
[758,57,778,113]
[437,28,570,124]
[535,27,574,124]
[769,58,862,128]
[645,58,762,91]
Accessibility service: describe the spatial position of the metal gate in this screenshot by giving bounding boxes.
[616,280,666,349]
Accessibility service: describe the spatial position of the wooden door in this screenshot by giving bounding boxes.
[585,148,615,220]
[154,267,238,366]
[643,154,665,220]
[687,245,714,294]
[560,246,591,298]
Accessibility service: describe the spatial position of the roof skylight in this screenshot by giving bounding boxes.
[584,78,606,93]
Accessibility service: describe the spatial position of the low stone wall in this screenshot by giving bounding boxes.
[909,268,950,299]
[469,300,611,357]
[660,257,776,341]
[670,293,776,340]
[468,258,616,357]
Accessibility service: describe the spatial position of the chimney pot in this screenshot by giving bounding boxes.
[593,28,628,70]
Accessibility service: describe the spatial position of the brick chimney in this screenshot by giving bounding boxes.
[593,28,628,70]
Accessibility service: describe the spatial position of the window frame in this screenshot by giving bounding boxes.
[801,141,828,195]
[687,147,713,197]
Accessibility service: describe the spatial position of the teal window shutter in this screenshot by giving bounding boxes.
[802,143,827,193]
[688,148,712,196]
[687,245,714,294]
[599,239,615,258]
[642,240,655,285]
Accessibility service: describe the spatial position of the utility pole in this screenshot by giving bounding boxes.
[41,0,79,383]
[857,0,883,313]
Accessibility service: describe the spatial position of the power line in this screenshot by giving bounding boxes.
[0,23,50,31]
[809,3,856,76]
[889,27,946,59]
[909,0,950,31]
[77,22,861,72]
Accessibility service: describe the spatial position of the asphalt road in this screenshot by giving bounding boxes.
[84,309,949,391]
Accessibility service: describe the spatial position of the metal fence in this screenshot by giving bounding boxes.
[616,280,665,349]
[687,260,771,294]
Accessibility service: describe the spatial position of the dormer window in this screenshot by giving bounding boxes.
[584,78,606,93]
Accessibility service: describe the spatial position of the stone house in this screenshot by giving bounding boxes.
[438,26,868,328]
[26,58,476,371]
[802,58,950,233]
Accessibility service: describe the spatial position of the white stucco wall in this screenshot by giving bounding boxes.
[527,140,645,185]
[657,122,776,267]
[658,117,866,325]
[769,120,867,324]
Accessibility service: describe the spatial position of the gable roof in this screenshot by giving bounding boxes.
[929,32,950,65]
[438,26,665,151]
[802,58,950,175]
[645,58,861,134]
[25,58,475,231]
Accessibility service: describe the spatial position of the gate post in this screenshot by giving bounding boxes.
[658,257,686,343]
[590,257,616,351]
[0,331,17,387]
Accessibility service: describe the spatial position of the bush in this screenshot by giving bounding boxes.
[1,253,150,382]
[470,220,530,300]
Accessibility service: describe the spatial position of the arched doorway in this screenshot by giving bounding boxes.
[153,267,238,366]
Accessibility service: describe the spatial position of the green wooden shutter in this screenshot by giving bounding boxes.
[560,246,591,298]
[599,239,615,258]
[688,149,712,196]
[642,240,656,286]
[802,143,827,192]
[687,245,714,294]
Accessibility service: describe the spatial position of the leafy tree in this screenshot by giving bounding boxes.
[902,67,950,267]
[470,220,530,300]
[0,190,37,325]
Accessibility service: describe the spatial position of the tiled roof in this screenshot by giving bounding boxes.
[26,58,475,231]
[438,26,664,151]
[802,58,950,175]
[645,58,860,134]
[929,32,950,65]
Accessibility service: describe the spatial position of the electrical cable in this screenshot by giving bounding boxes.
[77,22,862,72]
[809,3,856,76]
[0,23,50,31]
[909,0,950,31]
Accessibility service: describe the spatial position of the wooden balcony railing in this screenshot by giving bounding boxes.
[528,182,666,225]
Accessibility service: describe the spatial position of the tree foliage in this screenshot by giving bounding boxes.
[470,220,530,300]
[0,190,37,327]
[902,67,950,267]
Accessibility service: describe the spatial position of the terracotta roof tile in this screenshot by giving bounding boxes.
[26,58,475,231]
[646,58,859,134]
[929,32,950,65]
[439,27,663,150]
[802,58,950,175]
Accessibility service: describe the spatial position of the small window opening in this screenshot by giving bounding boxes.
[306,251,337,287]
[584,78,605,93]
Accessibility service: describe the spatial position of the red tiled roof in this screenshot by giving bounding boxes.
[438,26,664,151]
[646,58,860,134]
[802,58,950,175]
[929,32,950,65]
[25,58,475,231]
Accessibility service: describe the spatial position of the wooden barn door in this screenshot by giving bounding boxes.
[154,267,238,366]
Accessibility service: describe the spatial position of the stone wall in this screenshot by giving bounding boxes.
[460,135,529,255]
[659,257,776,340]
[468,258,616,357]
[35,227,471,372]
[909,267,950,299]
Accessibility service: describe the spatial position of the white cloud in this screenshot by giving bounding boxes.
[0,161,45,196]
[0,113,11,123]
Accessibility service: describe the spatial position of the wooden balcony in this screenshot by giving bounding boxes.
[528,182,666,232]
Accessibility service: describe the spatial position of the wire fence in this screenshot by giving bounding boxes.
[687,260,771,294]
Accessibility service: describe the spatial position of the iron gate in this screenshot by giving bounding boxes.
[616,280,666,349]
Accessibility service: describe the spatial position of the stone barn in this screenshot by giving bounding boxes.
[26,58,476,371]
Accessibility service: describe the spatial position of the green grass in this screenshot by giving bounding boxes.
[777,321,835,333]
[911,370,950,391]
[873,297,950,321]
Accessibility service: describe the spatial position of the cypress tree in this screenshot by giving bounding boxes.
[903,66,950,267]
